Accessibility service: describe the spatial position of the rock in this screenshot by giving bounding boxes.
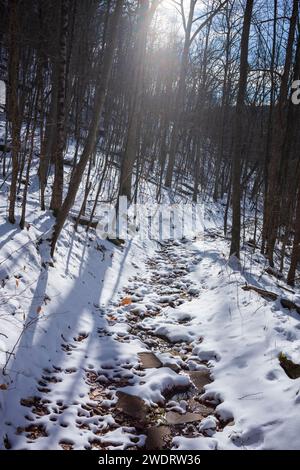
[198,415,218,436]
[165,411,203,425]
[145,426,171,450]
[116,391,148,420]
[138,352,162,369]
[187,370,212,391]
[188,398,215,417]
[188,287,200,296]
[163,361,181,372]
[279,352,300,379]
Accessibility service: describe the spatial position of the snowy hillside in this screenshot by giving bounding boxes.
[1,176,300,450]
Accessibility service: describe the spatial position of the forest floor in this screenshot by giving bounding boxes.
[1,140,300,449]
[1,190,300,450]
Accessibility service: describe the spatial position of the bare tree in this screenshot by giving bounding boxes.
[7,0,20,224]
[50,0,70,215]
[230,0,254,259]
[51,0,124,256]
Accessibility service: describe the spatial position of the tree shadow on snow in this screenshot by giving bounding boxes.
[3,231,133,449]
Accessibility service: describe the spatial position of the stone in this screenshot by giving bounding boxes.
[165,411,203,425]
[116,391,148,420]
[145,426,172,450]
[138,352,162,369]
[279,353,300,379]
[187,370,212,391]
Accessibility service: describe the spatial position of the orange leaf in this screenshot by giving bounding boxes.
[107,315,117,321]
[120,297,132,306]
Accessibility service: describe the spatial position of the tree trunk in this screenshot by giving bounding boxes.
[165,0,195,188]
[8,0,20,224]
[38,5,61,211]
[229,0,254,259]
[51,0,124,256]
[20,87,39,230]
[118,0,159,201]
[165,0,227,188]
[265,0,298,266]
[50,0,69,215]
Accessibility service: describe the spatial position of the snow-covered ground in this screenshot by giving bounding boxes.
[0,186,154,449]
[172,234,300,450]
[1,146,300,450]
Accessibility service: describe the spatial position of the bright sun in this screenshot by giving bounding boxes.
[155,1,204,35]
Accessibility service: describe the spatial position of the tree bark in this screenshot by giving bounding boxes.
[265,0,298,266]
[165,0,227,188]
[8,0,20,224]
[50,0,69,215]
[51,0,124,256]
[118,0,159,201]
[165,0,195,188]
[229,0,253,259]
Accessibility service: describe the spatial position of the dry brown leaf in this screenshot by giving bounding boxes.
[36,306,42,314]
[0,384,8,390]
[120,297,132,306]
[107,315,117,321]
[15,279,19,288]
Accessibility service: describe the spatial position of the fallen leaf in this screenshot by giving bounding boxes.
[0,384,8,390]
[36,306,42,314]
[107,315,117,321]
[16,279,19,288]
[120,297,132,306]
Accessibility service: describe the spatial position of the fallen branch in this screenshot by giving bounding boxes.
[242,284,278,301]
[275,283,295,295]
[280,298,300,315]
[71,216,98,229]
[265,266,284,280]
[242,284,300,315]
[2,317,39,375]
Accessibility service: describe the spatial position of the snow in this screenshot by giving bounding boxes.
[1,144,300,450]
[0,184,155,448]
[154,324,198,343]
[173,435,218,450]
[0,80,5,108]
[120,368,190,406]
[94,427,146,450]
[198,415,218,436]
[163,233,300,449]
